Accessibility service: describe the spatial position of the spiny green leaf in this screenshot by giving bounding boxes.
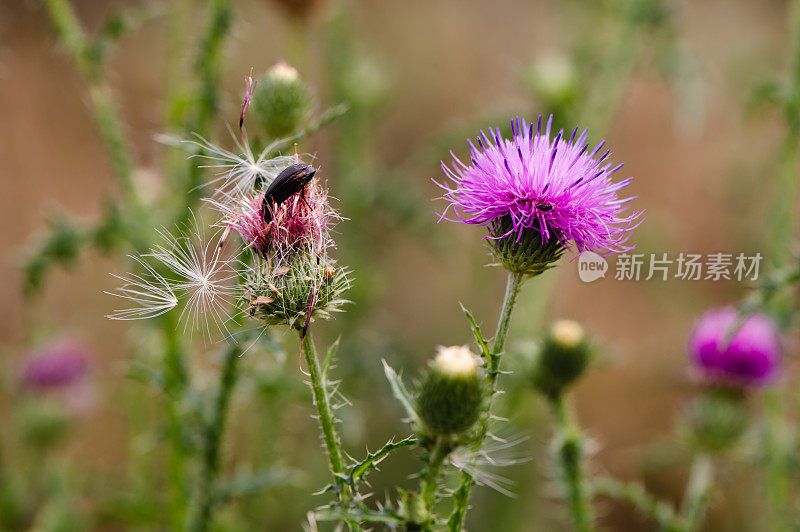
[349,436,418,482]
[460,303,490,359]
[322,336,341,381]
[382,360,421,426]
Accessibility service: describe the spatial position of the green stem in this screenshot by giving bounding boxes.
[41,0,140,210]
[592,476,681,532]
[162,312,190,529]
[679,454,713,532]
[763,389,792,532]
[550,394,594,532]
[299,331,350,505]
[448,270,525,531]
[187,342,243,532]
[420,437,449,528]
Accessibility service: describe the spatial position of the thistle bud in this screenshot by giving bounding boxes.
[415,346,485,437]
[489,216,565,276]
[252,62,312,139]
[522,52,578,113]
[681,388,748,453]
[530,320,591,398]
[18,402,71,451]
[244,252,350,330]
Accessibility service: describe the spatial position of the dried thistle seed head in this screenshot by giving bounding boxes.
[415,346,485,437]
[529,320,592,398]
[252,62,312,139]
[243,252,350,329]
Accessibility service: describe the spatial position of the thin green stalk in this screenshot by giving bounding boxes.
[180,0,231,214]
[420,436,449,528]
[550,394,594,532]
[299,332,350,504]
[448,270,525,531]
[41,0,140,210]
[592,476,680,532]
[679,454,713,532]
[763,389,792,532]
[187,342,243,532]
[162,312,190,529]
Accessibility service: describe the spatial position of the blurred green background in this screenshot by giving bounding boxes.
[1,0,799,530]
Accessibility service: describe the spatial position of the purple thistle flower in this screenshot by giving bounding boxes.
[688,308,782,387]
[436,116,643,259]
[22,341,90,389]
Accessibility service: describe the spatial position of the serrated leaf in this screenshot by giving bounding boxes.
[349,436,418,482]
[460,303,491,359]
[382,360,421,426]
[322,336,340,381]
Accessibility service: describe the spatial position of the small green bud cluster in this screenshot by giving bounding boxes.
[489,216,565,276]
[415,346,485,438]
[252,62,312,139]
[530,320,592,398]
[522,53,579,115]
[681,388,748,453]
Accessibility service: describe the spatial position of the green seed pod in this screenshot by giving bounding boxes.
[489,216,565,277]
[531,320,591,398]
[681,388,748,453]
[416,346,485,437]
[252,62,312,139]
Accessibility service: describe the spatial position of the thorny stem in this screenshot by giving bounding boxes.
[448,270,525,531]
[550,393,594,532]
[679,454,714,532]
[763,1,800,527]
[420,436,449,529]
[299,331,351,508]
[187,342,243,532]
[592,477,681,532]
[162,311,191,529]
[41,0,141,212]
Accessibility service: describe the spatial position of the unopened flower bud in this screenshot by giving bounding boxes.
[523,53,578,111]
[416,346,485,437]
[530,320,591,398]
[252,62,312,139]
[681,388,748,453]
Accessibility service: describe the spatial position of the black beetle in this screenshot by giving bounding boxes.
[261,163,317,223]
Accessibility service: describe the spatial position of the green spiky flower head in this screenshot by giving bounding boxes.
[416,345,485,437]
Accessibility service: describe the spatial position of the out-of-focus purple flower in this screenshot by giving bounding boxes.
[436,116,643,256]
[689,308,782,387]
[22,341,90,389]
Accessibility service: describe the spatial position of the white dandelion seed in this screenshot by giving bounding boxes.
[106,218,238,339]
[185,129,297,200]
[450,431,532,497]
[106,255,179,320]
[147,226,237,338]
